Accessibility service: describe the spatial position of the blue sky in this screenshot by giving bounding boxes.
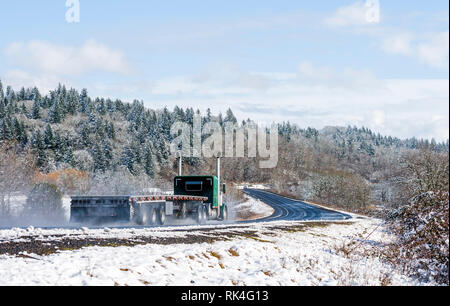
[0,1,448,140]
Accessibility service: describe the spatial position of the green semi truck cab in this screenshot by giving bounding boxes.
[174,176,225,208]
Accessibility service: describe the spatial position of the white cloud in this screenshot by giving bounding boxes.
[4,39,130,76]
[372,110,385,127]
[297,61,381,91]
[325,1,379,27]
[382,31,449,69]
[2,69,63,94]
[382,33,414,56]
[416,31,449,68]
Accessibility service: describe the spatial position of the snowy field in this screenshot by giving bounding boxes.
[232,197,274,221]
[0,216,430,286]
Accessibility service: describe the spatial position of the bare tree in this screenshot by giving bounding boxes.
[0,141,36,219]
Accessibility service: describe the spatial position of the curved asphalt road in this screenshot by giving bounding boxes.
[242,188,352,222]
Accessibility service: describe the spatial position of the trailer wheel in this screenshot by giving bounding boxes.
[157,205,166,226]
[134,205,157,226]
[134,205,147,225]
[196,205,205,225]
[178,202,187,219]
[149,207,157,225]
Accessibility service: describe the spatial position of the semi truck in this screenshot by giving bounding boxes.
[70,156,228,225]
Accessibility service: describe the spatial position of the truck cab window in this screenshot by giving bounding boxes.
[185,181,202,192]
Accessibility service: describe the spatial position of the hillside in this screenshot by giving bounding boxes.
[0,80,448,212]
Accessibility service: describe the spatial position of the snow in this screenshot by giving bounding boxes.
[236,184,270,190]
[0,217,431,286]
[232,197,274,221]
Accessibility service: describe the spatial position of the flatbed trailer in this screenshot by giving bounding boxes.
[70,194,211,225]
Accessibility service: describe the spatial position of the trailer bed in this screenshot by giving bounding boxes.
[71,195,209,207]
[70,194,209,224]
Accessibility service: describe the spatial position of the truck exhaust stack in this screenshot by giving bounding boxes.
[217,155,222,206]
[178,152,182,176]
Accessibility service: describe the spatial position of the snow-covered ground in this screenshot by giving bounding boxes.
[0,217,430,286]
[236,184,271,190]
[232,197,274,221]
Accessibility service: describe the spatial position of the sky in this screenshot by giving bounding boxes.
[0,0,448,141]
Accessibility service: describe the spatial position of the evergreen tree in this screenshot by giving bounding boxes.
[32,87,41,102]
[6,86,16,104]
[20,104,28,116]
[79,88,89,113]
[0,100,5,119]
[13,118,27,145]
[0,117,12,140]
[0,79,4,102]
[225,108,237,124]
[156,139,169,166]
[63,145,75,167]
[121,145,137,174]
[32,99,41,119]
[206,108,212,123]
[31,130,44,149]
[18,87,26,101]
[143,145,155,178]
[49,99,63,123]
[44,124,55,149]
[54,133,66,162]
[102,139,113,169]
[92,142,106,172]
[66,89,79,115]
[80,122,91,147]
[97,98,106,116]
[106,122,116,140]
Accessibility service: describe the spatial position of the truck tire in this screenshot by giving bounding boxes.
[205,204,211,220]
[133,204,145,225]
[196,205,206,225]
[134,205,157,226]
[178,202,187,219]
[220,204,228,221]
[149,207,157,225]
[157,205,166,226]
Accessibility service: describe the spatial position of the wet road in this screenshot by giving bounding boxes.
[242,188,352,222]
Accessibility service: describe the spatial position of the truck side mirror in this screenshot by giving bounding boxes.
[222,183,226,194]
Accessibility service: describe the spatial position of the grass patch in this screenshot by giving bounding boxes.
[209,251,222,260]
[228,248,239,257]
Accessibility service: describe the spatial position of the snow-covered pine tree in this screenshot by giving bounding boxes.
[225,108,237,124]
[43,124,55,149]
[0,80,4,102]
[32,99,41,119]
[92,142,106,173]
[143,145,155,178]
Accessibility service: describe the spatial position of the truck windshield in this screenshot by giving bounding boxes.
[185,181,202,191]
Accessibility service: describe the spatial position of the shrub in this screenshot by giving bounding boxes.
[312,170,370,211]
[385,191,449,284]
[384,151,449,285]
